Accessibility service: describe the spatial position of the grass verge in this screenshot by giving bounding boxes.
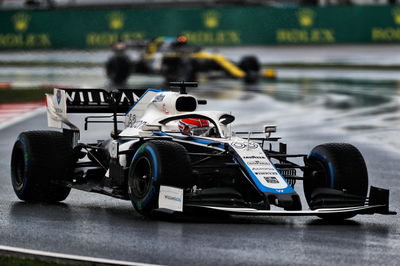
[0,255,89,266]
[0,88,52,104]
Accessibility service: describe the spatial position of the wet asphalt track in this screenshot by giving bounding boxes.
[0,79,400,265]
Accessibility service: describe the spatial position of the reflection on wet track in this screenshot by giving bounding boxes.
[192,79,400,153]
[0,69,399,265]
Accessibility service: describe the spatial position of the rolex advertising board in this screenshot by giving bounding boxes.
[0,6,399,50]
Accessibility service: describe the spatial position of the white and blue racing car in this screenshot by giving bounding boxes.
[10,82,395,220]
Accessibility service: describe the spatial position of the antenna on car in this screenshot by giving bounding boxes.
[169,81,198,94]
[110,89,121,139]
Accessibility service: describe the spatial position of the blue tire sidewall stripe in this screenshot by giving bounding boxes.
[309,151,335,189]
[130,143,160,210]
[146,146,158,182]
[131,144,159,182]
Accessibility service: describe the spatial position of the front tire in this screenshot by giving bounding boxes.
[304,143,368,220]
[128,140,192,216]
[106,54,131,85]
[238,55,261,84]
[162,58,196,83]
[10,131,73,202]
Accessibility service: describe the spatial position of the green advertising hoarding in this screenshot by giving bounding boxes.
[0,5,399,49]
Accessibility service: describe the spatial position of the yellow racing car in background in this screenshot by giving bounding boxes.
[106,35,276,85]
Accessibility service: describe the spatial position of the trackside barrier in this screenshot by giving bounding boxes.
[0,5,400,49]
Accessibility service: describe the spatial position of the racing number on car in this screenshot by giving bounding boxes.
[232,141,258,149]
[263,176,279,184]
[125,113,136,128]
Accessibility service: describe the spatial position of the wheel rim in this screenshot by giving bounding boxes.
[304,158,330,203]
[12,147,25,190]
[132,157,152,198]
[313,159,331,188]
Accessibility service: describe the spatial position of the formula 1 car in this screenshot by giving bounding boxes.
[10,82,395,220]
[105,36,276,85]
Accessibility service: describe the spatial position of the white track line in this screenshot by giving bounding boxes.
[0,107,46,131]
[0,245,162,266]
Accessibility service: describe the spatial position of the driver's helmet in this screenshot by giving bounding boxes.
[112,41,126,52]
[172,35,188,49]
[177,35,188,44]
[178,118,210,136]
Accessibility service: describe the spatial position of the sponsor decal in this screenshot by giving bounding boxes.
[56,89,62,105]
[84,12,146,48]
[12,13,31,32]
[109,140,118,159]
[231,140,289,190]
[164,195,182,203]
[108,12,125,30]
[1,13,51,48]
[162,103,169,114]
[232,141,258,150]
[183,10,240,45]
[263,176,279,184]
[254,171,277,175]
[86,31,145,47]
[371,8,400,41]
[297,9,315,27]
[276,8,335,43]
[393,8,400,25]
[153,94,165,102]
[64,89,138,106]
[203,10,220,29]
[247,160,271,165]
[0,33,51,48]
[47,89,67,128]
[276,29,335,43]
[52,89,66,116]
[251,166,272,170]
[183,30,241,45]
[243,155,264,159]
[158,186,183,212]
[132,120,147,129]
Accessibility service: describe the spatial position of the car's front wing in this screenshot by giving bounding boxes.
[185,204,396,216]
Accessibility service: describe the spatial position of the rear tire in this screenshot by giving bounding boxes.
[128,140,192,216]
[304,143,368,220]
[10,131,73,202]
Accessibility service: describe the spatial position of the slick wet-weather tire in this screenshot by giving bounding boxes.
[128,140,192,216]
[10,131,74,202]
[304,143,368,220]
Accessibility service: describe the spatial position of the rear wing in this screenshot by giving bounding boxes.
[46,88,166,146]
[46,88,146,141]
[61,88,146,113]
